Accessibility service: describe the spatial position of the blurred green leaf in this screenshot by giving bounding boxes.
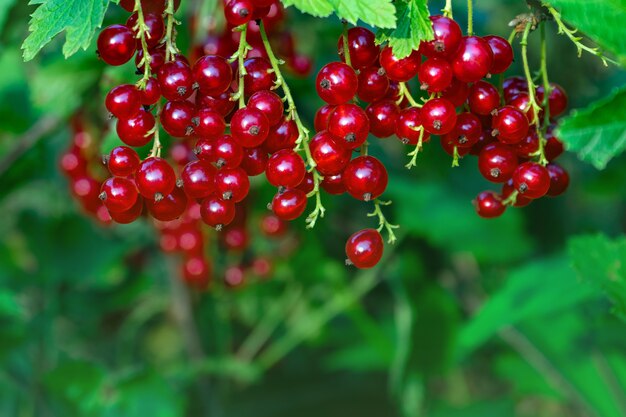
[569,234,626,321]
[281,0,334,18]
[282,0,396,28]
[0,0,17,33]
[429,400,515,417]
[376,0,433,58]
[44,360,106,415]
[494,353,562,398]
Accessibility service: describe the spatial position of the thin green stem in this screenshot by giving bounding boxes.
[149,101,163,158]
[342,21,352,67]
[230,25,250,108]
[133,0,152,89]
[397,82,421,108]
[443,0,453,18]
[367,199,399,244]
[164,0,180,62]
[451,146,460,167]
[502,189,518,206]
[534,22,551,166]
[520,21,542,125]
[404,127,425,169]
[467,0,473,36]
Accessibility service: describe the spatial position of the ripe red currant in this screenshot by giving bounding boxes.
[107,146,140,177]
[105,84,141,119]
[321,173,346,195]
[421,98,457,135]
[512,161,550,199]
[484,35,514,74]
[337,27,379,69]
[367,100,400,139]
[224,0,254,26]
[108,196,144,224]
[157,60,194,101]
[492,106,530,144]
[194,108,226,138]
[99,177,139,212]
[146,187,188,221]
[395,106,430,144]
[314,105,335,132]
[116,109,155,147]
[160,100,196,138]
[139,77,161,105]
[309,131,351,175]
[126,12,165,48]
[243,58,276,95]
[240,147,268,176]
[474,191,506,218]
[215,167,250,202]
[266,149,306,188]
[136,157,177,199]
[418,58,453,92]
[420,15,462,58]
[97,25,136,66]
[343,156,388,201]
[345,228,383,269]
[537,83,568,118]
[271,188,307,220]
[327,103,370,149]
[357,67,390,102]
[196,89,236,117]
[247,90,284,125]
[200,194,236,229]
[230,107,270,148]
[451,36,493,83]
[478,143,519,183]
[316,62,358,104]
[192,55,233,96]
[379,47,421,82]
[264,118,298,153]
[441,78,470,107]
[446,112,482,148]
[546,163,570,196]
[501,178,532,207]
[181,160,217,199]
[468,81,500,116]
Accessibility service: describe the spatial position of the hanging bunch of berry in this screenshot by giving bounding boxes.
[23,0,621,281]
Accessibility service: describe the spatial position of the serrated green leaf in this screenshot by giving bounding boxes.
[22,0,110,61]
[328,0,396,29]
[557,86,626,170]
[569,234,626,321]
[280,0,334,18]
[376,0,433,59]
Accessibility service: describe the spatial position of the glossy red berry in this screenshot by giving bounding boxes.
[314,105,335,132]
[194,108,226,138]
[441,78,470,107]
[379,47,421,82]
[126,12,165,48]
[478,143,519,183]
[514,130,540,158]
[215,167,250,202]
[158,60,193,102]
[357,67,390,102]
[327,103,370,149]
[474,191,506,218]
[309,131,351,175]
[271,188,307,220]
[343,156,388,201]
[196,89,236,117]
[484,35,513,74]
[509,93,537,123]
[99,177,138,212]
[421,98,457,135]
[338,27,379,69]
[418,58,453,92]
[395,106,430,144]
[107,146,140,177]
[243,58,276,95]
[321,173,346,195]
[367,100,400,139]
[146,187,188,221]
[225,0,254,26]
[546,163,570,196]
[468,81,500,116]
[451,36,494,83]
[231,107,270,148]
[105,84,141,119]
[139,77,161,105]
[296,172,315,194]
[316,62,358,104]
[501,178,532,207]
[492,106,530,144]
[264,118,298,153]
[181,160,217,199]
[135,47,166,72]
[345,229,383,269]
[421,15,462,58]
[240,147,268,176]
[136,157,177,199]
[537,83,568,118]
[247,90,284,125]
[198,135,244,168]
[266,149,306,188]
[544,128,564,161]
[512,161,551,199]
[192,55,233,96]
[446,112,482,148]
[160,100,195,138]
[97,25,136,66]
[108,195,144,224]
[503,76,529,102]
[116,109,155,147]
[200,194,236,229]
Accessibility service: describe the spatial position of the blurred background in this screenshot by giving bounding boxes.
[1,0,626,416]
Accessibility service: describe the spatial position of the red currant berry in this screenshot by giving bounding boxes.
[451,36,493,83]
[446,112,482,148]
[247,90,284,125]
[243,58,276,95]
[421,98,457,135]
[327,103,370,149]
[288,54,313,76]
[514,130,540,158]
[484,35,514,74]
[181,160,217,199]
[99,177,139,212]
[271,188,307,220]
[240,147,268,176]
[395,106,430,144]
[379,47,421,82]
[343,156,388,201]
[116,109,155,147]
[146,187,188,221]
[105,84,141,119]
[367,100,401,139]
[195,108,226,138]
[421,15,462,58]
[316,62,358,104]
[478,143,519,183]
[170,142,194,167]
[224,265,246,288]
[501,178,532,207]
[108,195,144,224]
[97,25,136,66]
[296,172,315,194]
[441,78,470,107]
[357,67,390,102]
[182,255,211,289]
[309,131,351,175]
[492,106,530,144]
[509,93,537,123]
[215,167,250,202]
[261,213,288,236]
[266,149,306,188]
[468,81,500,116]
[60,147,87,179]
[192,55,233,96]
[225,0,254,26]
[321,173,346,195]
[537,83,568,118]
[418,58,453,92]
[512,161,550,199]
[337,27,379,69]
[136,157,177,199]
[157,60,194,101]
[314,105,335,132]
[503,76,529,102]
[135,47,166,72]
[107,146,140,177]
[161,100,196,138]
[474,191,506,218]
[126,12,165,48]
[264,117,298,153]
[221,226,249,251]
[546,163,570,196]
[345,228,383,269]
[196,89,236,117]
[440,136,471,158]
[544,127,564,161]
[139,77,161,106]
[200,194,236,229]
[231,107,270,148]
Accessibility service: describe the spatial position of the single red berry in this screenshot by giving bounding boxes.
[139,77,161,105]
[224,265,246,288]
[181,160,217,199]
[182,255,211,289]
[537,83,568,118]
[316,62,358,104]
[337,27,379,69]
[161,100,196,138]
[420,15,462,58]
[385,81,402,101]
[451,36,493,83]
[468,81,500,116]
[157,60,194,101]
[260,213,288,236]
[197,135,244,168]
[107,146,140,177]
[421,98,458,135]
[441,78,470,107]
[225,0,254,26]
[484,35,514,74]
[478,143,519,183]
[345,229,383,269]
[321,173,346,195]
[105,84,141,119]
[251,257,272,277]
[116,109,155,147]
[266,149,306,188]
[60,147,87,178]
[395,106,430,144]
[503,76,529,102]
[178,227,205,255]
[240,147,268,176]
[136,157,177,199]
[108,195,144,224]
[195,108,226,138]
[243,58,276,95]
[314,105,335,132]
[170,142,194,166]
[99,177,139,212]
[546,163,570,196]
[501,178,532,207]
[514,130,540,158]
[221,226,249,251]
[296,172,315,194]
[247,90,284,125]
[200,194,236,229]
[271,188,307,220]
[379,47,421,82]
[146,187,188,221]
[327,103,370,149]
[126,12,165,48]
[288,54,313,76]
[512,161,551,199]
[446,112,482,148]
[474,191,506,218]
[357,67,390,102]
[231,107,270,148]
[418,58,453,92]
[544,127,564,161]
[309,131,351,176]
[196,89,236,117]
[97,25,136,66]
[264,117,298,153]
[492,106,530,144]
[367,100,401,139]
[215,167,250,202]
[509,93,537,123]
[192,55,233,96]
[343,156,388,201]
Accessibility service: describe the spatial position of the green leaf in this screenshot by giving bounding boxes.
[22,0,110,61]
[569,234,626,321]
[281,0,397,28]
[376,0,433,59]
[280,0,334,18]
[544,0,626,63]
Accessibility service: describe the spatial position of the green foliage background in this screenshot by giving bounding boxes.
[1,0,626,416]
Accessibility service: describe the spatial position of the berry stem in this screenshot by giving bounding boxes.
[132,0,152,89]
[397,82,421,108]
[149,101,163,158]
[342,21,353,67]
[443,0,453,18]
[451,146,460,167]
[230,24,251,108]
[534,22,550,166]
[404,127,425,169]
[258,21,325,228]
[520,21,543,125]
[467,0,474,36]
[367,199,399,244]
[502,189,519,206]
[164,0,180,62]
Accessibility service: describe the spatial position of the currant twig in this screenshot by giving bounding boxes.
[467,0,474,36]
[230,25,251,108]
[258,21,325,229]
[149,101,163,158]
[367,199,399,244]
[404,127,425,169]
[502,189,519,206]
[443,0,453,18]
[532,22,551,166]
[397,82,421,108]
[164,0,181,62]
[133,0,152,89]
[342,21,352,67]
[520,21,543,125]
